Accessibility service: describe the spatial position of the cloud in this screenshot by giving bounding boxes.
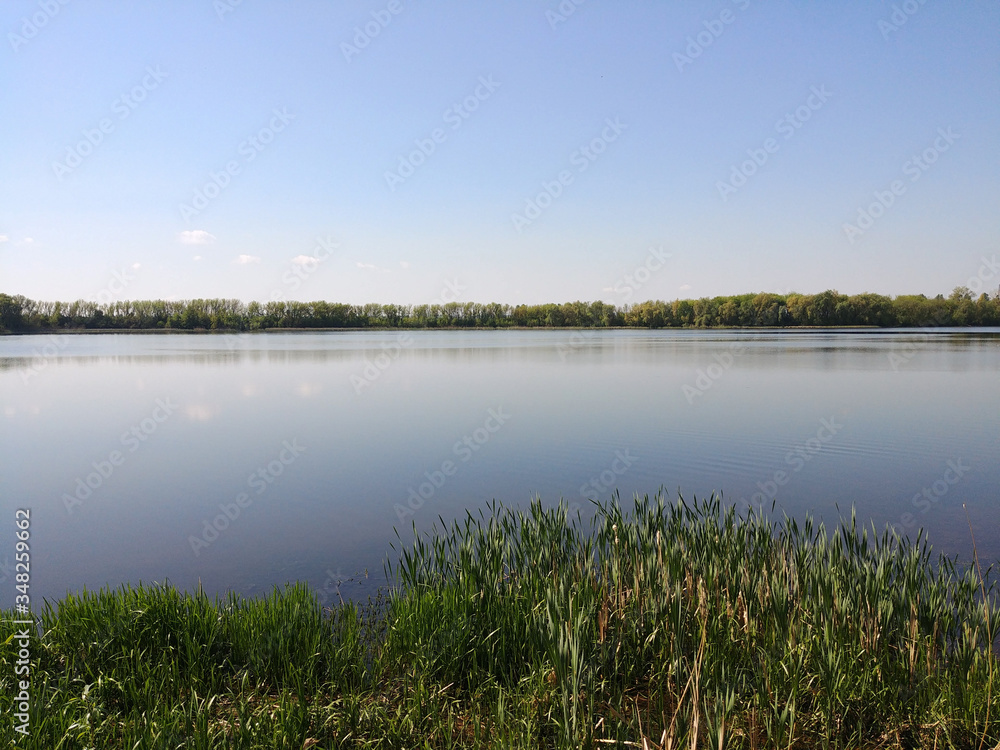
[0,235,8,243]
[178,230,216,245]
[235,254,261,264]
[131,262,141,270]
[356,261,389,273]
[23,238,33,244]
[679,283,692,292]
[291,254,318,265]
[184,404,218,422]
[399,260,410,269]
[193,255,202,261]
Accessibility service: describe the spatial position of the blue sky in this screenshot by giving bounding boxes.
[2,0,998,305]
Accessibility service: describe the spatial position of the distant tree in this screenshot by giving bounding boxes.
[751,293,783,326]
[672,299,694,326]
[949,286,973,302]
[7,288,1000,333]
[0,294,24,331]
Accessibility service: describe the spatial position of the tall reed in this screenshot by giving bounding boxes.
[2,492,997,748]
[386,493,1000,747]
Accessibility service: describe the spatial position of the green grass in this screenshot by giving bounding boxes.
[2,492,998,748]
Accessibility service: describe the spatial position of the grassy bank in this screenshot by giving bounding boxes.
[2,494,998,748]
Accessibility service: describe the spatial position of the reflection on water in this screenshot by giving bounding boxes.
[1,328,998,605]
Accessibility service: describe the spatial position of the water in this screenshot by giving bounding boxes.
[1,328,998,608]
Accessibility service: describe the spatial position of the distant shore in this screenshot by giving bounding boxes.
[1,324,932,335]
[7,322,1000,334]
[2,289,998,334]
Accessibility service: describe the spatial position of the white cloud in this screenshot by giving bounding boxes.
[399,260,411,269]
[193,255,203,262]
[0,235,8,243]
[178,230,216,245]
[184,404,218,422]
[356,261,389,273]
[291,254,318,265]
[131,262,141,270]
[23,238,33,244]
[235,254,261,264]
[679,283,692,292]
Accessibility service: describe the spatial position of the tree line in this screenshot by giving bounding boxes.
[1,288,998,333]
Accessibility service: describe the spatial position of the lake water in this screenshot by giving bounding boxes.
[2,329,998,609]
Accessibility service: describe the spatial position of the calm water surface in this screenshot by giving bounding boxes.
[1,329,998,607]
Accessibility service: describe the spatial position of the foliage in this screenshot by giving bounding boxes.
[2,495,997,748]
[2,289,999,332]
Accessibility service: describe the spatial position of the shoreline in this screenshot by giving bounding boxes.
[7,323,1000,336]
[3,495,997,747]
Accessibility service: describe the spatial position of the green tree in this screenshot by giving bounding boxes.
[0,294,24,331]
